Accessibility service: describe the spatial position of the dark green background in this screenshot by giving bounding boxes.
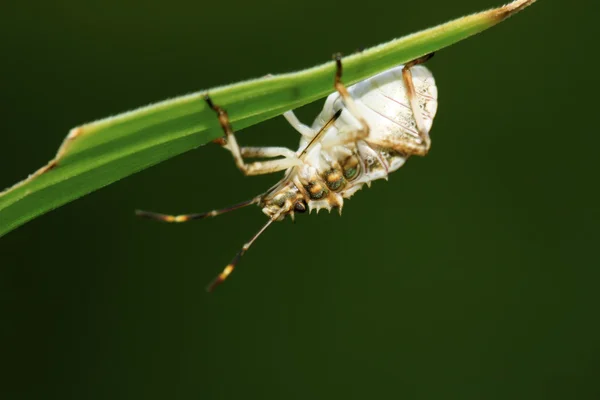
[1,0,598,398]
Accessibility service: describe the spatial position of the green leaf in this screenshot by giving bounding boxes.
[0,0,537,237]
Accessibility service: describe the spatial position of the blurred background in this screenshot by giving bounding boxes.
[1,0,598,399]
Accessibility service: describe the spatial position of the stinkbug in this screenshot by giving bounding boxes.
[136,53,438,291]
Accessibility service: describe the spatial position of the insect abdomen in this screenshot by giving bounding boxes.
[345,65,438,151]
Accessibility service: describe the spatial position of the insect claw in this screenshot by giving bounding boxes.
[333,53,343,81]
[203,93,214,107]
[212,137,227,146]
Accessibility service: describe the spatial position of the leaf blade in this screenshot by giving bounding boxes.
[0,0,537,237]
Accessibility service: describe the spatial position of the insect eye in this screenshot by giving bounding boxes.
[294,200,307,213]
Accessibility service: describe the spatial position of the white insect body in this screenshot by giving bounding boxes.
[137,54,438,290]
[268,62,438,216]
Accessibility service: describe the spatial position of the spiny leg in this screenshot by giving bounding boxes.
[206,215,278,292]
[333,53,370,141]
[135,196,261,223]
[205,95,299,176]
[402,53,435,152]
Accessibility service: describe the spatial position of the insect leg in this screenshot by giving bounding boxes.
[241,158,302,175]
[283,111,316,137]
[206,215,278,292]
[333,53,370,141]
[321,128,368,149]
[240,146,297,159]
[205,95,300,175]
[402,53,435,154]
[135,196,261,223]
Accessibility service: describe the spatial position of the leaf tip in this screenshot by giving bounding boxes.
[493,0,538,22]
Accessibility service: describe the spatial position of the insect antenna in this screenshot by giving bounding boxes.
[206,214,279,292]
[135,196,261,223]
[297,109,342,159]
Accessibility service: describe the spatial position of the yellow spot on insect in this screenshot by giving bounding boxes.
[327,171,342,183]
[220,265,234,280]
[309,182,323,194]
[163,215,189,222]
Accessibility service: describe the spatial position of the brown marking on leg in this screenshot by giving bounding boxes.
[374,137,428,157]
[404,53,435,69]
[205,94,299,176]
[402,53,434,103]
[205,94,233,147]
[333,53,351,100]
[402,53,435,155]
[135,197,261,223]
[206,216,277,292]
[332,53,370,141]
[206,250,243,292]
[204,94,233,140]
[402,53,435,102]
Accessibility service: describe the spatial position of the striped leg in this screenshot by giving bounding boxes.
[332,53,370,142]
[206,214,279,292]
[402,53,435,154]
[205,95,299,176]
[135,196,261,223]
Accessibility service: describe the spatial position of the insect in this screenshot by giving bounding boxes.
[136,53,438,291]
